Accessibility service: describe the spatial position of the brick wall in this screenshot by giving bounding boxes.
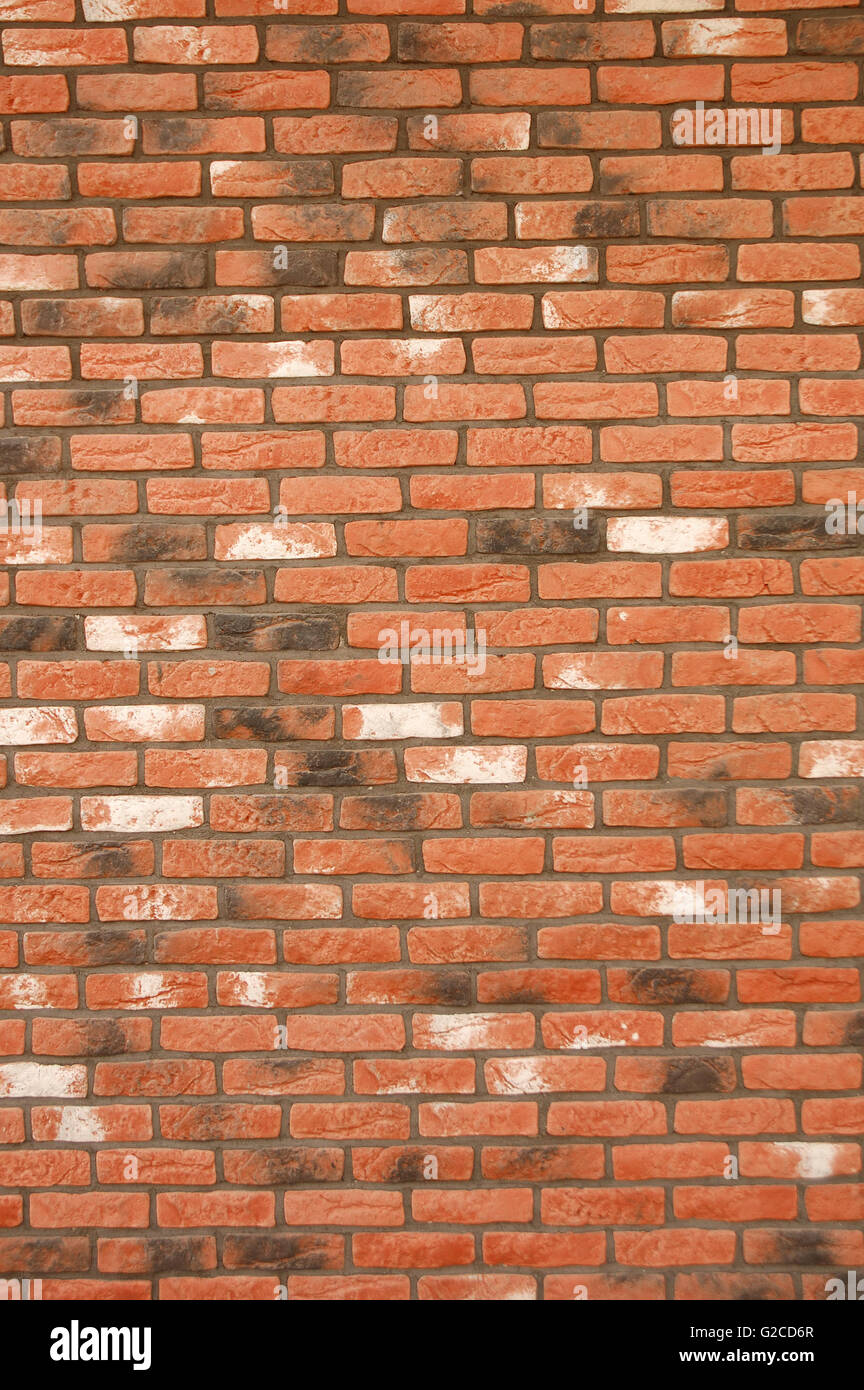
[0,0,862,1301]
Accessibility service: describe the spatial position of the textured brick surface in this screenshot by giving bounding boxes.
[0,0,862,1302]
